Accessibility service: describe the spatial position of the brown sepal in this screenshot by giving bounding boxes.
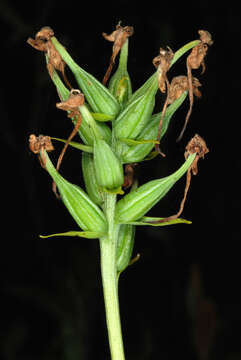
[102,22,134,85]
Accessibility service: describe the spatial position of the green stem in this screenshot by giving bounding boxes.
[99,193,125,360]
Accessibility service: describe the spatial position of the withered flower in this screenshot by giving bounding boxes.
[177,30,213,141]
[153,47,174,93]
[167,75,202,105]
[153,47,174,156]
[29,134,54,168]
[151,134,208,224]
[27,27,72,89]
[53,89,85,195]
[184,133,209,175]
[102,22,134,85]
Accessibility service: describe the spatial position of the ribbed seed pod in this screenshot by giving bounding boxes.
[82,152,104,206]
[121,91,188,163]
[51,37,120,117]
[113,72,159,140]
[93,138,124,191]
[49,64,112,145]
[115,153,196,223]
[116,224,135,273]
[42,150,107,233]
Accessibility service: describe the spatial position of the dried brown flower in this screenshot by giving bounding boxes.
[27,27,72,89]
[184,134,209,175]
[167,75,202,105]
[29,134,54,167]
[102,22,134,85]
[153,47,174,156]
[150,134,208,224]
[177,30,213,141]
[53,89,84,196]
[153,47,174,93]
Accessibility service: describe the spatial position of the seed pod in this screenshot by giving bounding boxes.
[82,152,104,205]
[121,91,188,163]
[50,37,120,117]
[116,224,135,273]
[115,153,196,223]
[113,72,159,140]
[40,148,107,233]
[49,65,112,145]
[108,38,132,106]
[94,138,124,191]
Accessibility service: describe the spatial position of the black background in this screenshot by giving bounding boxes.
[1,1,240,359]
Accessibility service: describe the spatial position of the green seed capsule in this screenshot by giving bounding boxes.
[48,63,112,145]
[115,153,196,223]
[42,150,107,233]
[116,224,135,273]
[121,91,188,163]
[82,152,104,206]
[93,138,124,191]
[51,37,120,117]
[108,39,132,106]
[113,72,159,140]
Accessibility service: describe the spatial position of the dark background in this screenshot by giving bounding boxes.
[1,1,240,359]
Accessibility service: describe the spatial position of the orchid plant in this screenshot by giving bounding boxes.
[27,24,212,360]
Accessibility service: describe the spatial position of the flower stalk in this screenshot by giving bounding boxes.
[100,193,125,360]
[28,25,212,360]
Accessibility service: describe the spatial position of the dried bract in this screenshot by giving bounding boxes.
[27,27,72,89]
[123,163,138,189]
[102,22,134,85]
